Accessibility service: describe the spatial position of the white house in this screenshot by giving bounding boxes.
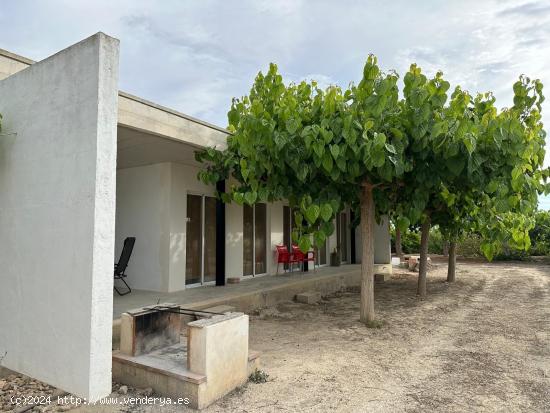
[0,33,391,401]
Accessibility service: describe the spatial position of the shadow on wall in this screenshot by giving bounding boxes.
[170,232,184,266]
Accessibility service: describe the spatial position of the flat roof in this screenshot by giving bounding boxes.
[0,47,230,136]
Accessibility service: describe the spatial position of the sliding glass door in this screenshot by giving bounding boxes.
[336,211,348,263]
[243,203,267,276]
[185,194,217,286]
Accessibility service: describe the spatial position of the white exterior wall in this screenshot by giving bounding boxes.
[0,33,119,401]
[115,161,216,292]
[354,215,392,264]
[225,201,244,278]
[0,52,31,80]
[115,163,171,292]
[268,202,285,274]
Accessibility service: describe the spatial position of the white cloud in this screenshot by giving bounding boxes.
[1,0,549,171]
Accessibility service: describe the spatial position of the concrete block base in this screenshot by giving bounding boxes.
[375,274,389,283]
[295,292,321,304]
[112,344,205,408]
[114,312,255,410]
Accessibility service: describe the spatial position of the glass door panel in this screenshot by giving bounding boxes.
[283,206,291,249]
[243,204,254,276]
[203,196,217,283]
[255,203,267,274]
[317,239,327,265]
[185,194,202,285]
[283,206,291,270]
[340,212,348,263]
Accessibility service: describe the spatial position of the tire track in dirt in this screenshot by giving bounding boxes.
[402,263,550,413]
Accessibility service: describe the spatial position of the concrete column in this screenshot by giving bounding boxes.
[374,215,392,264]
[0,33,119,401]
[355,215,392,265]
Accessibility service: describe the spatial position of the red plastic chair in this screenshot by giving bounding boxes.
[276,245,291,274]
[292,245,316,272]
[276,245,304,273]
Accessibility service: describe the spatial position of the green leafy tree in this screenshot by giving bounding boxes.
[197,56,409,324]
[435,76,546,282]
[529,210,550,255]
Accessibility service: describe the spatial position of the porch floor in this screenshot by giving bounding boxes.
[113,264,365,320]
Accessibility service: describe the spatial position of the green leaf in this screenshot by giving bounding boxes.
[294,212,303,227]
[384,143,396,154]
[396,216,410,232]
[320,204,333,221]
[286,118,299,134]
[258,187,269,202]
[330,144,340,159]
[480,242,494,261]
[322,153,333,172]
[244,191,257,205]
[298,235,311,253]
[313,230,326,248]
[364,120,374,131]
[321,220,335,236]
[446,156,464,176]
[374,132,386,147]
[305,204,320,224]
[313,142,325,158]
[233,192,244,205]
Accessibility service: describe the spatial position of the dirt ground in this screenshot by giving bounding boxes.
[208,259,550,413]
[5,259,550,412]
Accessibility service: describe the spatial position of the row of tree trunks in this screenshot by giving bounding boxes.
[363,208,457,321]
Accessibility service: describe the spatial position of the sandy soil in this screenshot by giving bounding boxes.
[208,259,550,412]
[6,259,549,412]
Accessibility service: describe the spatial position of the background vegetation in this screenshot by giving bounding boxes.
[392,210,550,259]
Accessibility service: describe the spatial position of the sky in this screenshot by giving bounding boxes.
[2,0,550,208]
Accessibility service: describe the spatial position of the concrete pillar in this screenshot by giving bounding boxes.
[0,33,119,401]
[355,215,392,265]
[374,215,392,264]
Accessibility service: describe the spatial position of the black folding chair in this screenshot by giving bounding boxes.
[114,237,135,296]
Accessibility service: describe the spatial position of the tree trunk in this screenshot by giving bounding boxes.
[447,241,456,282]
[416,216,431,298]
[360,184,375,323]
[395,228,403,258]
[442,241,449,257]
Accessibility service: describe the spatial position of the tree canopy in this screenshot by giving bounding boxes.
[197,56,548,322]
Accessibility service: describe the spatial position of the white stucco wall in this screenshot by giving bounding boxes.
[355,215,392,264]
[268,202,284,274]
[0,51,32,81]
[115,161,216,292]
[115,163,171,292]
[0,33,119,401]
[225,201,245,278]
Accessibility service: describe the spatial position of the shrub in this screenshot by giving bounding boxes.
[428,227,444,254]
[456,234,483,258]
[529,211,550,256]
[249,369,269,383]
